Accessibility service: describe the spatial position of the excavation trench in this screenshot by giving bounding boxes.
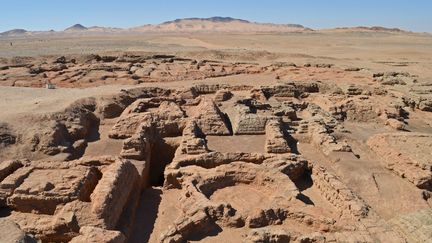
[148,137,179,187]
[127,137,180,242]
[293,171,315,205]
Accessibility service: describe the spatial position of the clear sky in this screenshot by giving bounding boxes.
[1,0,431,32]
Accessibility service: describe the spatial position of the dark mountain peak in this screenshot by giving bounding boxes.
[163,16,250,25]
[334,26,407,33]
[0,29,27,36]
[64,24,88,31]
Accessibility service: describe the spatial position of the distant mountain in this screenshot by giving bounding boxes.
[324,26,408,33]
[64,24,88,32]
[0,17,418,37]
[355,26,404,32]
[0,29,28,36]
[131,16,311,33]
[163,17,250,24]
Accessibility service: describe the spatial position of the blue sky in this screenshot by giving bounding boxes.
[1,0,431,32]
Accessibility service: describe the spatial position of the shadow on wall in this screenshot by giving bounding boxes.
[282,122,299,154]
[293,172,315,206]
[187,223,223,241]
[128,188,162,243]
[222,112,234,135]
[149,138,179,186]
[0,207,12,218]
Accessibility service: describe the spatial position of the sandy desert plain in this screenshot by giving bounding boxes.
[0,18,432,243]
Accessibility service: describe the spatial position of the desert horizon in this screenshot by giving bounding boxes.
[2,16,428,37]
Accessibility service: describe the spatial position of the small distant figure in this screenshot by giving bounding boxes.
[10,42,13,46]
[45,80,56,89]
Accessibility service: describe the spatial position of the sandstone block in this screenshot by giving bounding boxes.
[70,226,125,243]
[90,159,139,229]
[8,167,100,214]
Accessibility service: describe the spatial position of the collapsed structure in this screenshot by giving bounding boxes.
[0,54,431,243]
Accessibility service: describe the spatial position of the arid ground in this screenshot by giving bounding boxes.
[0,24,432,243]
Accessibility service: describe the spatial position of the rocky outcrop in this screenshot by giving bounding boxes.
[1,76,431,242]
[250,88,268,101]
[177,120,209,155]
[50,103,100,142]
[401,96,432,112]
[0,218,37,243]
[309,121,351,155]
[388,209,432,243]
[385,118,406,130]
[261,82,319,99]
[90,159,140,229]
[418,98,432,111]
[175,87,199,100]
[0,159,24,182]
[273,102,298,120]
[344,84,364,95]
[0,156,144,241]
[311,165,369,219]
[0,100,101,160]
[231,104,275,134]
[95,87,172,119]
[190,98,231,135]
[265,120,291,153]
[329,97,379,122]
[120,136,144,160]
[243,228,291,243]
[214,89,233,102]
[247,208,288,228]
[120,132,150,160]
[0,165,33,207]
[8,166,99,214]
[159,143,376,242]
[368,133,432,190]
[161,162,299,242]
[0,123,16,147]
[373,71,416,85]
[168,152,267,171]
[70,226,125,243]
[0,54,279,88]
[109,101,186,139]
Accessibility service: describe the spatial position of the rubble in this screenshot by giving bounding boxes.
[265,120,291,153]
[190,98,231,135]
[368,133,432,190]
[0,62,429,243]
[0,218,37,243]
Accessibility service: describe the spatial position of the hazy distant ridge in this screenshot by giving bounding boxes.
[162,17,251,24]
[0,16,413,36]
